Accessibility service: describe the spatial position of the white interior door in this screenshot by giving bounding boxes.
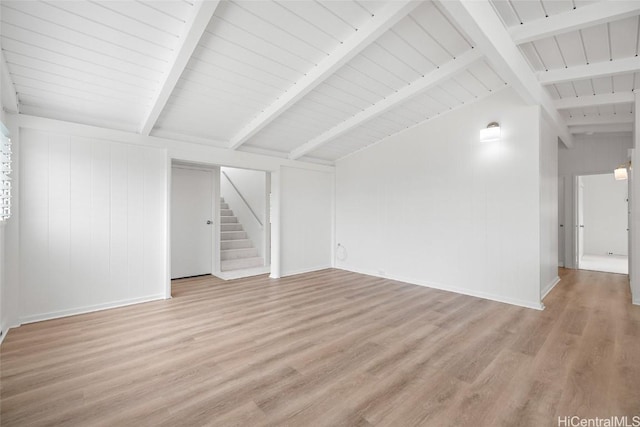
[171,167,213,279]
[558,176,565,267]
[577,176,585,265]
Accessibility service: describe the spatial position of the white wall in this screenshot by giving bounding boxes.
[540,118,559,298]
[335,88,544,309]
[0,120,12,341]
[631,147,639,304]
[220,167,266,258]
[582,173,628,256]
[0,113,335,331]
[280,166,333,276]
[19,128,168,323]
[558,133,632,268]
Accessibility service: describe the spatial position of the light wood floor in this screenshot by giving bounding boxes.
[1,268,639,426]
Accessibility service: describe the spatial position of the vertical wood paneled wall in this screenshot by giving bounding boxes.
[19,128,167,323]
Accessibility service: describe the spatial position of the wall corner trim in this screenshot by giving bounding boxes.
[541,276,561,300]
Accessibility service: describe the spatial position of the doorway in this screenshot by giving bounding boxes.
[170,166,216,279]
[170,162,271,284]
[576,173,629,274]
[218,166,270,279]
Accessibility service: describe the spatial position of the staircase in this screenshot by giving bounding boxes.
[220,197,264,271]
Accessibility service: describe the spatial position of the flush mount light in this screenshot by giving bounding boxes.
[614,162,630,180]
[480,122,500,142]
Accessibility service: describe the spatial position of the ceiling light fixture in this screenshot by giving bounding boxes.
[480,122,500,142]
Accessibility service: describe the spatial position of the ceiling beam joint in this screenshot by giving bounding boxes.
[437,0,573,147]
[139,0,220,135]
[510,2,640,45]
[288,49,484,160]
[0,50,19,114]
[227,0,422,150]
[554,92,635,109]
[538,57,640,85]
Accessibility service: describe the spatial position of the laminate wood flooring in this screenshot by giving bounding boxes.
[1,268,639,426]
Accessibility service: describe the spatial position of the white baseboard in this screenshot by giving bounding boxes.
[336,264,544,310]
[0,321,21,347]
[541,276,561,300]
[215,266,270,281]
[0,327,8,346]
[19,294,167,325]
[281,265,332,278]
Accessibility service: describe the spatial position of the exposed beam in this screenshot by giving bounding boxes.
[565,114,634,126]
[554,92,635,110]
[538,57,640,85]
[227,0,421,150]
[288,49,483,160]
[569,123,633,134]
[0,50,19,114]
[438,0,573,147]
[510,2,640,45]
[139,0,220,135]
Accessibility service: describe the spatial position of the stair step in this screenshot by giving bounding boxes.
[221,257,264,271]
[220,197,225,202]
[221,208,234,216]
[221,230,247,240]
[221,239,253,250]
[221,223,243,232]
[221,247,259,260]
[220,202,229,210]
[220,216,238,224]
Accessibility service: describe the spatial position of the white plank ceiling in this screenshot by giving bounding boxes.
[1,0,639,164]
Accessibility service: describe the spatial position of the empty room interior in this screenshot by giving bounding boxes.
[1,0,640,425]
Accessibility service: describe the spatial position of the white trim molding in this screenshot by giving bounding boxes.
[541,276,561,300]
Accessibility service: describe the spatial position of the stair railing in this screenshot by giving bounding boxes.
[221,171,263,228]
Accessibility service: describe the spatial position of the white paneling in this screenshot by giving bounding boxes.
[335,88,544,309]
[539,117,559,298]
[510,1,546,24]
[610,16,639,59]
[393,15,451,67]
[412,2,471,57]
[1,0,194,134]
[555,31,588,68]
[155,0,375,142]
[280,166,332,276]
[19,127,167,322]
[307,61,504,162]
[581,24,610,63]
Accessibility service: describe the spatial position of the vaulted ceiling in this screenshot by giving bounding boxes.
[1,0,638,165]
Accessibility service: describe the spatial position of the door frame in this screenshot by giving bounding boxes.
[574,175,584,269]
[167,159,273,297]
[169,162,220,283]
[573,171,629,272]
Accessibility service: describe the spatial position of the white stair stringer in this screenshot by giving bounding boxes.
[219,197,264,272]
